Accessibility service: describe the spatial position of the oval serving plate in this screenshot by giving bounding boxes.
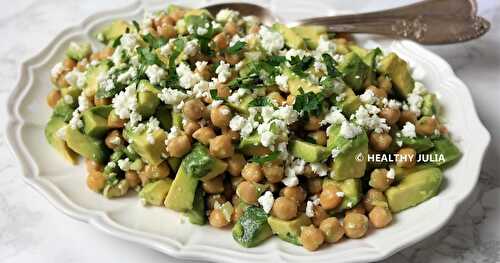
[5,0,490,262]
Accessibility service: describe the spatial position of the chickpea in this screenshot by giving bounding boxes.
[183,99,206,120]
[271,197,298,220]
[312,206,329,227]
[268,92,286,106]
[286,94,296,106]
[211,105,232,128]
[209,209,230,228]
[125,170,140,188]
[87,171,106,192]
[195,65,211,81]
[225,53,242,65]
[142,162,170,179]
[192,127,216,145]
[63,58,77,70]
[154,15,174,27]
[363,189,388,212]
[345,203,366,216]
[213,33,228,50]
[305,116,322,131]
[262,163,284,183]
[369,169,393,191]
[369,132,393,151]
[94,96,111,106]
[377,75,392,93]
[157,24,177,38]
[203,176,225,194]
[183,120,201,136]
[226,154,246,177]
[369,206,393,228]
[236,181,258,204]
[223,21,238,36]
[206,194,226,210]
[309,130,327,146]
[231,176,244,189]
[280,186,306,205]
[166,134,192,157]
[302,164,316,178]
[221,128,240,141]
[379,107,400,126]
[241,163,263,183]
[320,184,343,210]
[209,134,234,159]
[396,147,417,168]
[85,159,103,174]
[367,85,387,98]
[108,112,125,129]
[249,25,260,34]
[398,111,417,125]
[307,177,323,195]
[216,83,231,98]
[104,130,123,150]
[416,116,438,136]
[55,73,69,88]
[300,225,325,251]
[319,217,345,243]
[343,213,369,239]
[47,89,61,108]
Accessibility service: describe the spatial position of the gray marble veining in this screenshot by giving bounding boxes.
[0,0,498,262]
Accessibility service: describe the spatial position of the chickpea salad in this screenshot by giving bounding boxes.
[45,5,462,251]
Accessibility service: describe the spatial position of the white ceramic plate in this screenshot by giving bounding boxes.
[5,0,491,262]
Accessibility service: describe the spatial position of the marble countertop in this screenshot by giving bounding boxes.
[1,0,499,262]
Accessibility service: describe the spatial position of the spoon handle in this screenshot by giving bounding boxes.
[294,0,490,44]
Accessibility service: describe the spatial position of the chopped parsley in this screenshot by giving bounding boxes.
[293,88,325,118]
[248,96,273,107]
[250,151,280,164]
[226,41,246,54]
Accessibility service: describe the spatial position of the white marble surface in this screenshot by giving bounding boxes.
[1,0,499,262]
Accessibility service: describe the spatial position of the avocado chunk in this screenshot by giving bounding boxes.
[82,105,113,138]
[156,105,173,130]
[392,164,434,182]
[350,46,382,86]
[232,206,273,248]
[129,128,167,166]
[85,62,110,98]
[272,23,305,49]
[45,116,78,164]
[52,100,75,122]
[385,167,443,212]
[136,80,160,117]
[323,178,362,212]
[65,127,110,163]
[103,180,129,198]
[327,124,368,181]
[267,214,311,245]
[139,179,173,206]
[97,20,131,44]
[283,67,322,95]
[401,135,434,153]
[427,137,462,167]
[421,93,441,116]
[335,88,362,117]
[167,157,182,173]
[238,132,262,150]
[183,144,227,181]
[164,163,199,212]
[377,52,415,97]
[66,42,91,61]
[185,186,206,225]
[60,86,81,107]
[291,26,327,49]
[227,95,254,115]
[171,111,183,128]
[289,139,329,163]
[337,52,370,91]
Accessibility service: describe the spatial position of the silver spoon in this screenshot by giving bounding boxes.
[204,0,490,45]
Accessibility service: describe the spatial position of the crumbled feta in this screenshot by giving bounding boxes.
[117,66,137,84]
[196,26,208,36]
[310,163,328,177]
[64,69,86,89]
[387,167,396,179]
[207,99,223,110]
[176,63,201,89]
[387,99,402,109]
[55,126,67,140]
[195,61,208,72]
[118,158,131,171]
[120,33,138,51]
[227,88,248,104]
[69,110,83,129]
[257,191,274,214]
[145,64,166,85]
[216,9,239,22]
[183,39,199,57]
[316,35,336,55]
[282,172,299,187]
[359,89,377,104]
[77,93,91,112]
[285,49,308,60]
[215,61,231,83]
[192,80,210,99]
[110,136,122,146]
[272,105,298,124]
[305,201,315,217]
[275,74,288,92]
[259,26,284,54]
[159,39,175,57]
[401,122,416,138]
[353,106,390,133]
[321,106,346,125]
[112,83,139,122]
[336,191,345,197]
[331,147,342,159]
[158,88,188,105]
[63,95,74,105]
[51,62,64,78]
[339,121,363,139]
